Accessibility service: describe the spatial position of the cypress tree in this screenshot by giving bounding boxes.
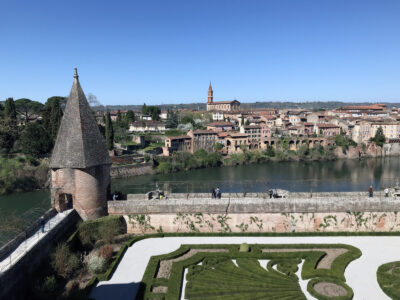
[105,111,114,150]
[126,110,135,123]
[49,101,63,139]
[4,98,17,127]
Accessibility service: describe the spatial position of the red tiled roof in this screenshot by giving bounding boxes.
[317,123,340,128]
[193,130,218,135]
[208,100,240,104]
[207,122,234,126]
[166,135,192,140]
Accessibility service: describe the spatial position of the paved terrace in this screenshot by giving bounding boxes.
[108,191,400,214]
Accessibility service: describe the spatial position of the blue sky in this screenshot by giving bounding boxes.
[1,0,399,105]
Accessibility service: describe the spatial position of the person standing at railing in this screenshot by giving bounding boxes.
[40,217,45,233]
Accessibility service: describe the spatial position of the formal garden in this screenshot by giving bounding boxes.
[139,243,360,300]
[22,214,400,300]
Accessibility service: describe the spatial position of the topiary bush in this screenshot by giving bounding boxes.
[239,243,249,252]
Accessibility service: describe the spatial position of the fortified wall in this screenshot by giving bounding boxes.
[108,192,400,233]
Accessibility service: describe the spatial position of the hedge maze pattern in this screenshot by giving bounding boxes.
[138,243,361,300]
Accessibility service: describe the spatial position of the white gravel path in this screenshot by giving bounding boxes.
[90,236,400,300]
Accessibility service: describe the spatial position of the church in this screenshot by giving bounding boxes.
[206,83,240,112]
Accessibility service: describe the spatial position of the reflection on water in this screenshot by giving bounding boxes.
[0,190,50,246]
[1,157,400,246]
[112,157,400,194]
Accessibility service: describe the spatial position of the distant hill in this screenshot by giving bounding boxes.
[92,101,400,111]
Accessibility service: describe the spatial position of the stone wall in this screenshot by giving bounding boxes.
[0,210,80,300]
[108,192,400,234]
[110,162,154,178]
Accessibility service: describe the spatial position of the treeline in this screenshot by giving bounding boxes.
[0,97,65,157]
[88,101,400,112]
[153,141,338,175]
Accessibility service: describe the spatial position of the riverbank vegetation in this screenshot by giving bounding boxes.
[154,143,338,174]
[0,156,49,195]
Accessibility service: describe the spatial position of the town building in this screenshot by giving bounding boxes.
[206,83,240,112]
[129,120,166,133]
[163,135,192,156]
[316,124,341,137]
[207,121,235,132]
[187,129,218,153]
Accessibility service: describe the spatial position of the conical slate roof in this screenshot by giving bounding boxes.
[50,69,112,169]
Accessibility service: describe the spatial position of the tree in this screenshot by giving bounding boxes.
[245,119,250,126]
[371,126,386,147]
[1,98,18,151]
[14,98,44,123]
[166,109,178,128]
[4,98,17,126]
[181,114,195,125]
[42,97,66,140]
[20,122,53,158]
[105,111,114,150]
[87,93,101,107]
[142,103,161,121]
[0,118,17,153]
[49,101,63,139]
[0,103,4,118]
[126,110,135,123]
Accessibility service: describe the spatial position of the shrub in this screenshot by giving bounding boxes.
[98,244,113,264]
[157,161,172,174]
[78,216,125,247]
[87,253,106,274]
[239,243,249,252]
[42,276,56,293]
[98,222,120,244]
[52,243,80,279]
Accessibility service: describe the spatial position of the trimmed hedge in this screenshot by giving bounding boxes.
[77,215,126,245]
[139,243,361,300]
[377,261,400,299]
[83,231,400,299]
[307,278,353,300]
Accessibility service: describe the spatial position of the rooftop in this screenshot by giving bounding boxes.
[50,69,111,169]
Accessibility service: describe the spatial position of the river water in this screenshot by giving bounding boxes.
[112,157,400,194]
[1,157,400,246]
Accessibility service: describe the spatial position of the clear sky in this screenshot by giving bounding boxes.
[1,0,399,105]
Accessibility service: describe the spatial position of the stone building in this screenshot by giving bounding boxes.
[163,135,192,155]
[187,129,218,153]
[206,83,240,112]
[50,69,112,220]
[129,120,166,133]
[207,121,235,132]
[316,124,341,137]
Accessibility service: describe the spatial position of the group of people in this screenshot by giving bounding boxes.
[268,189,279,199]
[211,187,222,199]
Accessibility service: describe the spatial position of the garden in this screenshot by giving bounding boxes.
[139,243,360,300]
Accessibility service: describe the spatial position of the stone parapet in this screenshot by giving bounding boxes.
[110,192,398,215]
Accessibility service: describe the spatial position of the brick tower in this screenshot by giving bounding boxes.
[50,68,112,220]
[208,82,213,103]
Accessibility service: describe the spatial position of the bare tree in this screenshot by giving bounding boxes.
[87,93,101,107]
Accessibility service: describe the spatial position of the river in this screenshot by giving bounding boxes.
[1,157,400,246]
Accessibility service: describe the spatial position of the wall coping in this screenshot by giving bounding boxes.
[109,193,400,215]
